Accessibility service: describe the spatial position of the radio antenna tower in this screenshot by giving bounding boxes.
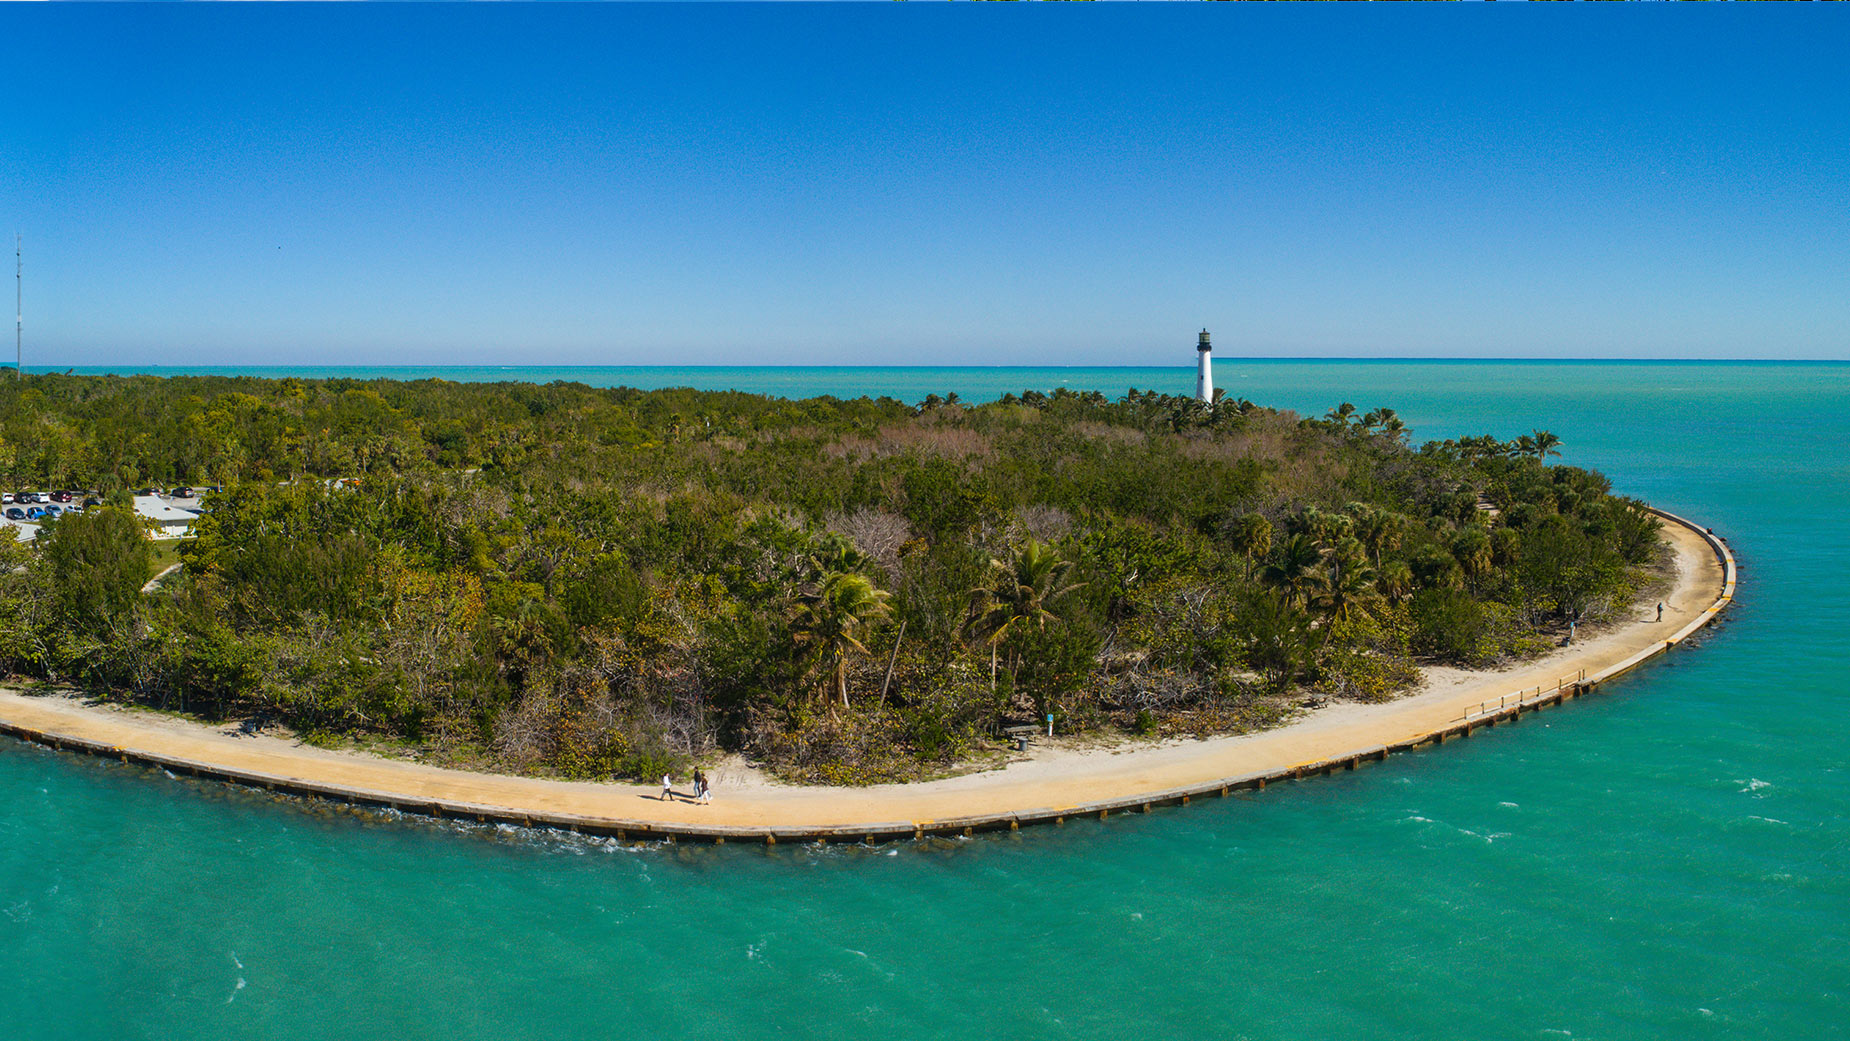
[13,233,20,378]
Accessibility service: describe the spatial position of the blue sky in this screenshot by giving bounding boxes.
[5,5,1847,366]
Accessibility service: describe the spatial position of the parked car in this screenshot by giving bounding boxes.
[50,490,73,503]
[172,486,195,498]
[82,497,102,508]
[24,507,44,519]
[3,508,22,521]
[16,492,36,504]
[42,505,61,517]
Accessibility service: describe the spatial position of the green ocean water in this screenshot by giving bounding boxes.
[3,361,1845,1039]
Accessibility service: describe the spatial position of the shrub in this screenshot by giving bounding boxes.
[1408,588,1495,665]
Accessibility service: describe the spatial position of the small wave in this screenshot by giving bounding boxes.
[1746,815,1790,826]
[1403,814,1503,844]
[1498,801,1520,809]
[225,977,245,1004]
[846,948,897,981]
[1738,778,1772,793]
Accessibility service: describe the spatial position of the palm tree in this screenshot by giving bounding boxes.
[1224,513,1273,577]
[1452,528,1494,593]
[1370,407,1405,441]
[1354,507,1407,567]
[1328,512,1354,544]
[809,531,870,577]
[792,571,892,710]
[1298,506,1354,549]
[1412,544,1465,592]
[1454,434,1509,464]
[966,540,1085,688]
[1294,507,1339,548]
[1314,537,1381,623]
[1531,430,1562,461]
[1260,533,1327,609]
[1490,526,1522,569]
[1325,402,1357,427]
[1377,559,1414,604]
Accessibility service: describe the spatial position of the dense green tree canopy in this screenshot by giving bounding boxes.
[0,374,1664,783]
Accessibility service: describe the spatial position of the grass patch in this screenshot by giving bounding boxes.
[148,540,185,573]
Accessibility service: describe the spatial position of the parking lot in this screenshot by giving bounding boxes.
[0,488,212,541]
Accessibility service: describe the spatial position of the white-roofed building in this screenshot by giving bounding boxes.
[134,495,202,539]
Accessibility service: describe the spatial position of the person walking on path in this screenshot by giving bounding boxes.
[660,773,673,801]
[693,768,706,804]
[1657,602,1665,622]
[699,773,712,804]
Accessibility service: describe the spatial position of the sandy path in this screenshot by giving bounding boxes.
[0,514,1731,836]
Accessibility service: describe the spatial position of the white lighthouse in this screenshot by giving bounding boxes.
[1195,328,1214,403]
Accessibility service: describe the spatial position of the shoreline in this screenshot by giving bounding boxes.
[0,509,1735,843]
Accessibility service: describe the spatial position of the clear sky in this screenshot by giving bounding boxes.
[5,5,1847,367]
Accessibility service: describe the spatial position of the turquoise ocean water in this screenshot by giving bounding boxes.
[3,361,1845,1039]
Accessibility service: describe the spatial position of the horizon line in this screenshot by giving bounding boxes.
[15,357,1849,371]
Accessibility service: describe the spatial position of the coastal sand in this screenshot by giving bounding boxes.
[0,520,1727,832]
